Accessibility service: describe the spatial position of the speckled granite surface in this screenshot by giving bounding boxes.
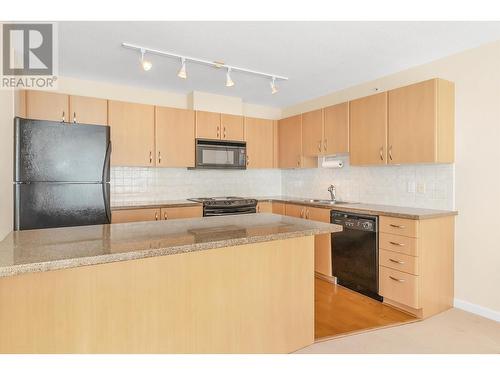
[112,196,457,219]
[252,196,457,219]
[0,213,341,278]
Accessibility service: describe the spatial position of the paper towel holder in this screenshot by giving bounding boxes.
[321,156,344,169]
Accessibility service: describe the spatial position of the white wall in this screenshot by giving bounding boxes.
[0,90,14,240]
[282,40,500,314]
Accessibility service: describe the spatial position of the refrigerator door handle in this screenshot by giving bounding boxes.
[102,141,111,183]
[102,182,111,224]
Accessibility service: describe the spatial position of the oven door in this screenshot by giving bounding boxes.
[195,140,247,169]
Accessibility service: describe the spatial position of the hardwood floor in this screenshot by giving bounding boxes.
[315,278,416,340]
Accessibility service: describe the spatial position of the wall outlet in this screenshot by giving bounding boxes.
[417,182,426,194]
[407,181,416,193]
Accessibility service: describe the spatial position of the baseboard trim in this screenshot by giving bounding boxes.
[454,298,500,322]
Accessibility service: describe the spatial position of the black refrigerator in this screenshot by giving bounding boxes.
[14,117,111,230]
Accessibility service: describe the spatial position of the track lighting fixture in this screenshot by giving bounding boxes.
[270,76,278,94]
[124,43,288,92]
[225,67,235,87]
[140,49,152,71]
[177,57,187,79]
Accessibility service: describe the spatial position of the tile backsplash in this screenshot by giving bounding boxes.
[282,156,455,210]
[111,156,454,210]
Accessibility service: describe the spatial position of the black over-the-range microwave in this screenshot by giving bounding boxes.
[192,139,247,170]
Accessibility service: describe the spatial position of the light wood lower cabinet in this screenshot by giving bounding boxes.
[25,90,69,122]
[272,202,286,215]
[112,208,160,223]
[161,206,202,220]
[378,215,454,319]
[256,202,273,213]
[108,100,155,167]
[284,203,333,277]
[155,106,195,168]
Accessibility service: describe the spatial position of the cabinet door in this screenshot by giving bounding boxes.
[388,79,437,164]
[324,102,349,154]
[221,114,244,141]
[272,202,286,215]
[305,207,332,277]
[111,208,160,223]
[245,117,275,168]
[285,203,306,218]
[108,100,155,167]
[196,111,221,139]
[301,109,324,156]
[26,90,69,122]
[278,115,302,168]
[156,106,195,168]
[256,202,273,213]
[69,95,108,125]
[161,206,202,220]
[349,92,388,165]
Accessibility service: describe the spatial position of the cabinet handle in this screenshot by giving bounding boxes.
[158,151,162,164]
[62,111,65,123]
[305,209,310,219]
[379,147,384,161]
[389,241,405,246]
[149,151,153,164]
[73,112,76,124]
[217,126,220,138]
[164,211,168,220]
[390,224,405,229]
[318,141,322,152]
[300,208,304,218]
[246,156,250,166]
[389,276,405,283]
[297,158,301,167]
[324,139,327,152]
[389,145,393,161]
[155,212,159,221]
[389,258,405,264]
[257,205,260,213]
[223,126,227,139]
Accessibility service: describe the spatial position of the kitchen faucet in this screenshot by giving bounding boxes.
[328,185,336,202]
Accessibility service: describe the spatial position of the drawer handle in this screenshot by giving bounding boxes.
[390,224,406,229]
[389,241,405,246]
[389,276,405,283]
[389,258,405,265]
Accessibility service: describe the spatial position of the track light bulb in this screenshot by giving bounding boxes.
[140,49,152,71]
[177,58,187,79]
[226,67,234,87]
[270,77,278,94]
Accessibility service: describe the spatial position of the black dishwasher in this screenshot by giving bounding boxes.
[331,211,382,301]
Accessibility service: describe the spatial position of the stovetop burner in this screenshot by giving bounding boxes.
[188,196,245,203]
[187,197,258,216]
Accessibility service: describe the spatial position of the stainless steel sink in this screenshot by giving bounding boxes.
[302,199,350,205]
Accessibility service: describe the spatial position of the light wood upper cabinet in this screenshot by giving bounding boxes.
[26,91,69,122]
[324,102,349,154]
[69,95,108,125]
[349,92,388,165]
[108,100,155,167]
[388,78,454,164]
[195,111,221,139]
[155,106,195,168]
[245,117,275,168]
[221,114,244,141]
[302,109,324,157]
[278,115,316,169]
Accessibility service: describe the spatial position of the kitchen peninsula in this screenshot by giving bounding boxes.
[0,213,341,354]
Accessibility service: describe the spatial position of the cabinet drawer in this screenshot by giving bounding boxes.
[379,249,419,275]
[379,216,419,237]
[379,232,419,256]
[379,266,420,309]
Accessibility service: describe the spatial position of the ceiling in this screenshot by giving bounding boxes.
[59,21,500,108]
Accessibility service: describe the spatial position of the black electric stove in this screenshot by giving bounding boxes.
[187,197,258,217]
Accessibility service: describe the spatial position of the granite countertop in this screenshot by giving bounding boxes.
[111,199,202,210]
[253,196,457,220]
[0,213,341,278]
